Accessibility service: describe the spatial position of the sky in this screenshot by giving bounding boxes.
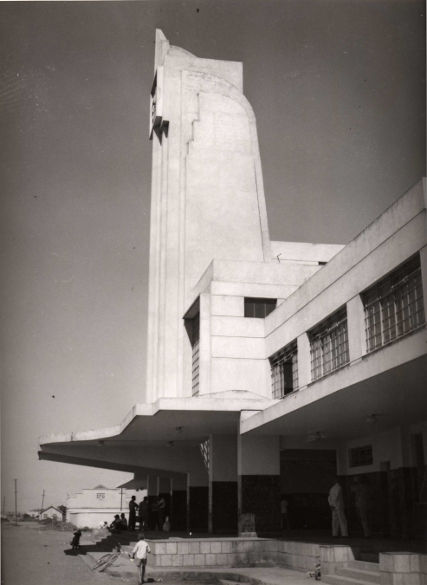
[1,0,425,513]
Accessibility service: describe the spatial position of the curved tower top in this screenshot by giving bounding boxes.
[146,30,272,401]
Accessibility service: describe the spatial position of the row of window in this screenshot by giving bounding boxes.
[271,255,424,399]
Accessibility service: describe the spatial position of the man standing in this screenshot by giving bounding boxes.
[129,495,138,531]
[130,533,151,585]
[328,477,348,536]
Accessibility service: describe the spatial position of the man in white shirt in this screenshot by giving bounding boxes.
[131,533,151,584]
[328,478,348,536]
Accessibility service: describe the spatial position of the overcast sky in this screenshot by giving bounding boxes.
[1,0,425,513]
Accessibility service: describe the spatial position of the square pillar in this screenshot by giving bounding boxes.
[170,475,187,531]
[297,333,311,388]
[238,431,281,533]
[188,452,209,533]
[210,434,238,534]
[347,295,365,361]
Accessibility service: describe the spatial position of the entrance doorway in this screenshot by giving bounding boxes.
[280,449,336,530]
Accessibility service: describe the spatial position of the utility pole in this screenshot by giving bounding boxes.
[120,488,123,511]
[14,479,18,525]
[2,495,5,516]
[40,489,45,514]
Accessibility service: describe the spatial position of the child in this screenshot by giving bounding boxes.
[130,533,151,584]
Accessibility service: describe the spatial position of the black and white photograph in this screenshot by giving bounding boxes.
[1,1,426,584]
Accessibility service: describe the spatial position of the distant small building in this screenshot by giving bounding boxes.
[39,506,62,521]
[66,485,146,528]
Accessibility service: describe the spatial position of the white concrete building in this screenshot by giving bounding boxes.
[39,30,426,540]
[65,486,144,528]
[39,505,63,521]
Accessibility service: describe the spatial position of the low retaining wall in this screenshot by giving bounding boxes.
[148,537,320,571]
[319,544,359,575]
[380,552,427,585]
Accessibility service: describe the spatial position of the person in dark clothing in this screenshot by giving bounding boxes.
[129,495,138,531]
[109,514,122,533]
[71,529,82,550]
[120,512,128,530]
[139,497,149,531]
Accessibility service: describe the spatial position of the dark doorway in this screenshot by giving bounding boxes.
[280,449,336,530]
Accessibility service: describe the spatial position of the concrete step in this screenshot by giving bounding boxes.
[337,567,380,584]
[347,560,379,573]
[322,574,377,585]
[323,560,380,585]
[359,552,379,563]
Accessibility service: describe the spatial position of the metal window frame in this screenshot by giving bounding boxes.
[309,308,349,381]
[362,256,425,353]
[270,341,298,399]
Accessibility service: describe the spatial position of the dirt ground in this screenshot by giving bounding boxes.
[1,521,130,585]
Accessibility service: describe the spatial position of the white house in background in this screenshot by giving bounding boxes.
[38,505,62,521]
[66,485,145,528]
[39,30,426,542]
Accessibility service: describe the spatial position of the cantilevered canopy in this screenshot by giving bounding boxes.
[242,354,427,443]
[39,393,272,476]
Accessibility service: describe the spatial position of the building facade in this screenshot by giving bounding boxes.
[66,486,143,528]
[39,31,427,539]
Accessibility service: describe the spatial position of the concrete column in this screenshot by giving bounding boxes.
[158,476,171,530]
[188,456,209,534]
[297,333,311,388]
[146,474,159,530]
[347,295,365,361]
[170,475,187,531]
[147,475,158,497]
[210,434,238,534]
[238,432,281,533]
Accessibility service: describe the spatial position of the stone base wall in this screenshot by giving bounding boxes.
[148,537,320,570]
[319,544,359,575]
[380,552,427,585]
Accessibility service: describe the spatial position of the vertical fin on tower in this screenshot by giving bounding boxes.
[154,29,170,70]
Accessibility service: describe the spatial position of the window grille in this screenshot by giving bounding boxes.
[270,342,298,398]
[349,445,373,467]
[187,313,200,395]
[362,255,425,353]
[200,439,210,472]
[309,307,349,381]
[244,297,277,318]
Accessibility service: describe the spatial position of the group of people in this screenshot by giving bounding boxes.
[107,512,129,533]
[128,495,169,532]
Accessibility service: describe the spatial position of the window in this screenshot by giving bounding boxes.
[349,445,373,467]
[362,255,425,353]
[185,300,200,395]
[309,307,349,381]
[244,297,277,318]
[270,342,298,398]
[189,313,200,395]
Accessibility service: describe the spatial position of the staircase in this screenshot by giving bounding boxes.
[323,560,380,585]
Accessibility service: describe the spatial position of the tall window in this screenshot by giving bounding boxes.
[362,255,425,353]
[244,297,277,318]
[309,307,349,381]
[185,311,200,396]
[190,313,200,395]
[270,341,298,399]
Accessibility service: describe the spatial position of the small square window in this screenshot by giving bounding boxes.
[349,445,373,467]
[244,297,277,318]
